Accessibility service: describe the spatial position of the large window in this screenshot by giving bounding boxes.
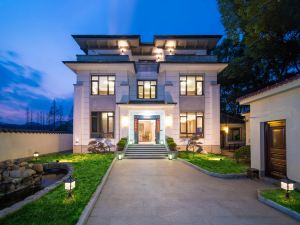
[228,128,241,141]
[180,75,203,96]
[137,80,157,99]
[91,112,114,138]
[91,75,115,95]
[180,112,204,138]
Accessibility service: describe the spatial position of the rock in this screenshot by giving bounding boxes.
[32,164,43,173]
[22,169,36,177]
[10,164,19,170]
[8,184,15,192]
[0,162,5,169]
[28,163,33,168]
[2,170,10,178]
[9,169,23,178]
[19,162,28,167]
[11,178,22,185]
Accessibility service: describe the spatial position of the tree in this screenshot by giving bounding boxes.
[216,0,300,114]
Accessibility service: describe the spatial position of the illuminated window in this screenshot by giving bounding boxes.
[228,128,241,141]
[137,80,157,99]
[180,112,204,138]
[91,75,115,95]
[91,112,114,138]
[180,75,203,96]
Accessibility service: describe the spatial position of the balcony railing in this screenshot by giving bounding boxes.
[165,55,217,62]
[76,55,129,62]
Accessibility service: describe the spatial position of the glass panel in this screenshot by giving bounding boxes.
[196,76,203,81]
[197,81,202,95]
[151,81,156,85]
[144,81,151,99]
[108,117,114,133]
[91,117,98,132]
[91,112,98,116]
[197,112,203,116]
[99,76,108,95]
[180,117,186,133]
[138,81,144,85]
[101,113,108,134]
[108,76,115,80]
[109,80,114,95]
[187,113,196,133]
[138,86,143,98]
[91,76,98,81]
[151,87,156,98]
[196,117,203,134]
[91,82,98,95]
[187,76,195,96]
[271,128,284,148]
[180,76,186,81]
[180,81,186,95]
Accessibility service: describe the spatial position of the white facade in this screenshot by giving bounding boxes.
[65,35,227,153]
[239,76,300,182]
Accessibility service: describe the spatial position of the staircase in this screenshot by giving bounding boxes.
[125,144,168,159]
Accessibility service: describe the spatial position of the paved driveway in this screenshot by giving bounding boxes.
[87,159,299,225]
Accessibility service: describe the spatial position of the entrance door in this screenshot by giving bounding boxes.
[138,120,156,144]
[265,120,286,179]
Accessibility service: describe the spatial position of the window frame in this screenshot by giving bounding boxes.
[180,112,204,138]
[137,80,157,99]
[179,74,204,96]
[90,74,115,96]
[228,127,242,141]
[91,111,115,138]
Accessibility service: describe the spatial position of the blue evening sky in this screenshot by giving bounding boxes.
[0,0,224,124]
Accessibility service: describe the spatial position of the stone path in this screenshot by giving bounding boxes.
[86,159,299,225]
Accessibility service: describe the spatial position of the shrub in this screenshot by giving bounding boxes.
[117,137,128,151]
[166,136,177,151]
[234,145,250,163]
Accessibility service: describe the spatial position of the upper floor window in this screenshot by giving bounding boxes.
[137,80,157,99]
[180,112,204,138]
[180,75,203,96]
[91,112,114,138]
[91,75,115,95]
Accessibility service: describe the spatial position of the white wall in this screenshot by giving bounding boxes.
[247,87,300,182]
[0,132,72,161]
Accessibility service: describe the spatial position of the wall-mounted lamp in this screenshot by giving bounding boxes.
[223,126,229,134]
[167,48,175,55]
[121,116,129,128]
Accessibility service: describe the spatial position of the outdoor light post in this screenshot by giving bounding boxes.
[64,176,75,198]
[281,178,295,199]
[33,152,39,161]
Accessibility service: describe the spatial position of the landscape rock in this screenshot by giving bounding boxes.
[32,164,43,173]
[19,162,29,167]
[22,169,36,178]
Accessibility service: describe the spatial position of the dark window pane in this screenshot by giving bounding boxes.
[92,117,98,132]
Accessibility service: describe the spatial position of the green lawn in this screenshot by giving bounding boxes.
[261,189,300,213]
[178,151,248,174]
[0,153,114,225]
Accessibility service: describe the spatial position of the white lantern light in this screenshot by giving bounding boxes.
[33,152,39,161]
[64,176,76,197]
[168,153,173,160]
[281,178,295,198]
[117,152,123,160]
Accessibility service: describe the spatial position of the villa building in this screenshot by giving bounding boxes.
[64,35,227,154]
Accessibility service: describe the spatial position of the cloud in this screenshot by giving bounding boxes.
[0,51,73,124]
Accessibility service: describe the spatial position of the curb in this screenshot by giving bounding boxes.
[257,189,300,221]
[177,158,247,179]
[76,158,116,225]
[0,163,73,219]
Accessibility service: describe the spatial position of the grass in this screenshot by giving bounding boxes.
[0,153,114,225]
[261,189,300,213]
[178,151,248,174]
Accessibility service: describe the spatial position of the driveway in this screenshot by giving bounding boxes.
[86,159,299,225]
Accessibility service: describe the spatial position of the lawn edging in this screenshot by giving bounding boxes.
[177,158,247,179]
[257,189,300,221]
[76,158,116,225]
[0,163,73,219]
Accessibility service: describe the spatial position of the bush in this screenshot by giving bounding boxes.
[117,137,128,151]
[166,136,177,151]
[234,145,250,163]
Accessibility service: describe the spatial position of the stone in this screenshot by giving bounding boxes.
[32,164,43,173]
[9,169,23,178]
[0,161,5,169]
[19,162,28,167]
[11,164,20,170]
[8,184,15,192]
[22,169,36,177]
[11,178,22,185]
[2,170,10,178]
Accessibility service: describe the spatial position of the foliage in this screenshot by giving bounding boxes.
[87,140,112,153]
[117,137,128,151]
[261,189,300,213]
[216,0,300,114]
[0,153,114,225]
[179,151,248,174]
[166,137,177,151]
[234,145,250,163]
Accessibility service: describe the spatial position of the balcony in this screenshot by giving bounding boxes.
[76,55,129,62]
[165,55,217,62]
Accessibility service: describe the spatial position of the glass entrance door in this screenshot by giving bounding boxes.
[138,120,156,144]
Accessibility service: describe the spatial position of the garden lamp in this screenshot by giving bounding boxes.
[168,152,173,160]
[281,178,295,199]
[33,152,39,161]
[64,176,76,198]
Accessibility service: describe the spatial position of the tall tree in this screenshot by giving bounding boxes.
[216,0,300,114]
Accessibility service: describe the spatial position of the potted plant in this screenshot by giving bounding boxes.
[166,137,178,159]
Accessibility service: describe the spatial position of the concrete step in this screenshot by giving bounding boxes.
[126,156,167,159]
[125,144,168,159]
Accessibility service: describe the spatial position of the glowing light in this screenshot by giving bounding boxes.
[75,138,79,145]
[223,126,229,134]
[168,153,173,160]
[166,115,173,127]
[121,116,129,127]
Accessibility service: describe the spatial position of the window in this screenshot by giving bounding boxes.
[180,112,204,138]
[137,80,157,99]
[91,112,114,138]
[91,75,115,95]
[180,75,203,96]
[228,128,241,141]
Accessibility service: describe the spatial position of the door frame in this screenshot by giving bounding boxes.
[134,115,160,144]
[264,120,286,178]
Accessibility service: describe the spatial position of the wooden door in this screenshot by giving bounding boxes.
[265,120,286,178]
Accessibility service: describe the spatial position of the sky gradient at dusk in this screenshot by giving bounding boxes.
[0,0,224,124]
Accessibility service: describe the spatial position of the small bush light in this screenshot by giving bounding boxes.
[64,176,75,198]
[168,153,173,160]
[33,152,39,161]
[281,178,295,199]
